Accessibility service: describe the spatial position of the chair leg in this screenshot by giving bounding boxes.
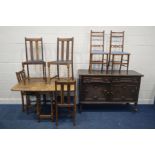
[56,106,58,127]
[119,55,123,71]
[52,102,55,117]
[51,94,55,122]
[89,63,92,72]
[111,55,114,71]
[43,64,46,83]
[106,54,109,72]
[89,54,93,72]
[57,64,59,79]
[48,64,50,83]
[36,94,41,122]
[51,100,54,122]
[27,64,30,80]
[26,95,30,114]
[73,105,76,126]
[127,54,130,71]
[88,54,91,71]
[21,92,25,112]
[67,64,70,79]
[107,54,111,72]
[38,100,41,122]
[43,64,44,81]
[101,54,104,71]
[71,62,74,80]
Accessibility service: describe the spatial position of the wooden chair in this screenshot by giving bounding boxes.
[16,69,36,113]
[22,38,46,81]
[47,38,74,81]
[108,31,130,71]
[89,30,109,72]
[55,80,76,126]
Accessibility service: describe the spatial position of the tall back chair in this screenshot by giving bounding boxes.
[48,38,74,81]
[55,80,76,126]
[108,31,130,71]
[22,37,46,80]
[89,30,109,72]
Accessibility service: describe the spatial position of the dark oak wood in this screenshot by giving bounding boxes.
[55,80,76,126]
[47,38,74,81]
[89,30,109,72]
[78,69,143,112]
[22,37,46,81]
[108,31,130,71]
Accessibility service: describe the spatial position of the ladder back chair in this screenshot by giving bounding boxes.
[22,37,46,81]
[108,31,130,71]
[89,30,109,72]
[48,38,74,81]
[16,69,36,113]
[55,80,76,126]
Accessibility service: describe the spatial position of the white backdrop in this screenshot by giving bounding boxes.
[0,26,155,104]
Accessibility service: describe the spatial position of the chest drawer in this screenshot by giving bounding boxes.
[82,76,111,83]
[111,77,140,83]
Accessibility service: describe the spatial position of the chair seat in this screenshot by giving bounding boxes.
[48,60,72,65]
[111,51,130,55]
[22,60,46,65]
[91,50,109,54]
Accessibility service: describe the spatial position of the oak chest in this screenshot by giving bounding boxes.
[78,70,143,111]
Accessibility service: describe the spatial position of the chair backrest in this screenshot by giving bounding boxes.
[55,80,76,105]
[90,30,104,53]
[16,69,26,84]
[25,37,44,61]
[109,31,125,53]
[57,38,74,62]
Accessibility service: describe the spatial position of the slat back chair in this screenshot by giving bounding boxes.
[16,69,26,85]
[16,69,35,113]
[22,37,46,81]
[48,38,74,81]
[55,80,76,126]
[108,31,130,71]
[89,30,109,72]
